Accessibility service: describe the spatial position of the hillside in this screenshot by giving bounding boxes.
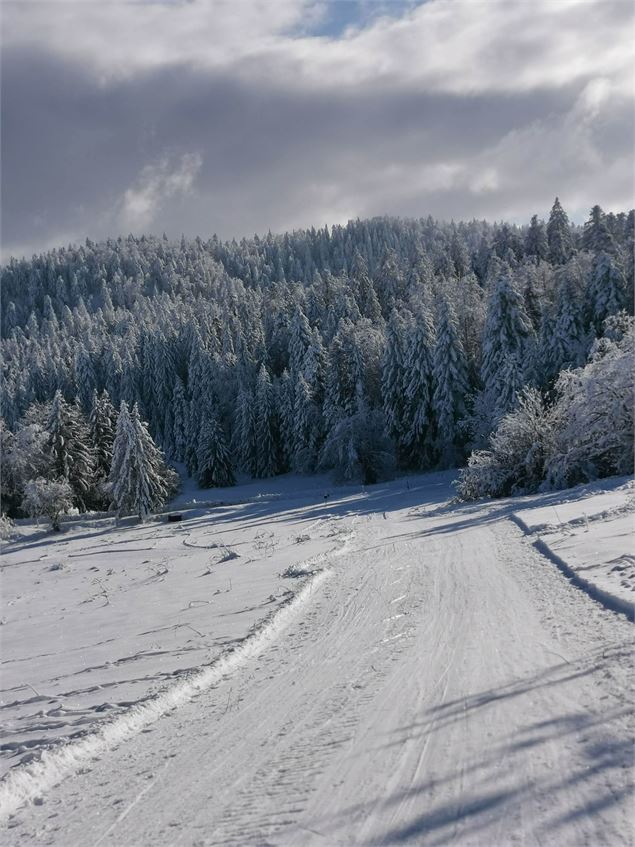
[2,203,633,517]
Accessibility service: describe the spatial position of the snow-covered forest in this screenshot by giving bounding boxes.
[2,200,633,521]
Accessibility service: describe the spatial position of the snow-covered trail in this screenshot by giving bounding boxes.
[4,478,633,846]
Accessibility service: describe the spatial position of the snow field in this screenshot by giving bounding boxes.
[512,476,634,618]
[0,567,333,821]
[0,479,358,780]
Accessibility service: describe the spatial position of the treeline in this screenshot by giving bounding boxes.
[1,199,633,518]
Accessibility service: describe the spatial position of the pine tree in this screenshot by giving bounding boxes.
[46,390,96,506]
[109,402,175,520]
[433,298,469,467]
[197,413,235,487]
[547,197,574,265]
[381,311,409,464]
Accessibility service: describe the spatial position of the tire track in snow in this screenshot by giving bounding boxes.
[0,569,333,822]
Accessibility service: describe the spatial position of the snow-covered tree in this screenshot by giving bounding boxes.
[586,253,629,333]
[525,215,548,263]
[381,311,409,463]
[403,308,436,468]
[197,413,235,488]
[89,389,117,477]
[582,205,615,254]
[234,385,257,475]
[545,322,634,488]
[46,390,96,507]
[109,402,177,520]
[22,477,74,531]
[433,298,469,467]
[547,197,574,265]
[254,365,278,478]
[320,405,393,484]
[545,275,586,380]
[474,270,535,440]
[457,388,552,500]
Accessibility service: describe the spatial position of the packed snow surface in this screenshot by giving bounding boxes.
[512,476,634,617]
[1,472,633,845]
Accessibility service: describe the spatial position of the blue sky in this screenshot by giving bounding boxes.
[1,0,633,259]
[305,1,422,38]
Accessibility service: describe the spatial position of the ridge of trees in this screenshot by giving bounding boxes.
[1,200,633,521]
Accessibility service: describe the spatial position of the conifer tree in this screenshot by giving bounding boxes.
[254,364,278,478]
[234,385,257,475]
[525,215,548,262]
[381,311,409,463]
[109,401,175,520]
[475,271,535,439]
[89,389,117,478]
[548,275,586,378]
[586,253,629,333]
[547,197,574,265]
[74,343,96,412]
[582,205,615,254]
[197,413,235,487]
[288,306,312,376]
[46,390,96,507]
[276,370,296,469]
[433,298,469,467]
[403,308,436,468]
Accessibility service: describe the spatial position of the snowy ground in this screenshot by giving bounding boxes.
[1,471,633,845]
[512,476,634,619]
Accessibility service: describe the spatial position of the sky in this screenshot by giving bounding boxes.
[1,0,633,259]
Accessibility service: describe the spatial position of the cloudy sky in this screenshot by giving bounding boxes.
[2,0,633,259]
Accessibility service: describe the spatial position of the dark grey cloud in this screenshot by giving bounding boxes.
[2,0,633,258]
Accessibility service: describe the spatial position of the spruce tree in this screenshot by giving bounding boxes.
[234,385,257,475]
[547,197,574,265]
[254,364,278,478]
[197,413,235,488]
[548,275,586,378]
[403,308,436,468]
[74,344,96,412]
[381,311,409,463]
[46,390,96,507]
[433,298,469,467]
[476,271,535,438]
[109,402,175,520]
[582,205,615,254]
[89,389,117,478]
[525,215,548,263]
[587,253,629,333]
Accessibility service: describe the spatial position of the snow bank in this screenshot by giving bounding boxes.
[512,477,634,620]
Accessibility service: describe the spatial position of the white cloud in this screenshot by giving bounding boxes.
[2,0,632,257]
[119,153,202,230]
[4,0,632,95]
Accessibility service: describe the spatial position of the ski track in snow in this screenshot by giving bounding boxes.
[2,472,633,846]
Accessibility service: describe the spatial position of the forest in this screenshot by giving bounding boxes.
[1,199,633,523]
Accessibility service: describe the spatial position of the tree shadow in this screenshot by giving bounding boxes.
[303,641,634,845]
